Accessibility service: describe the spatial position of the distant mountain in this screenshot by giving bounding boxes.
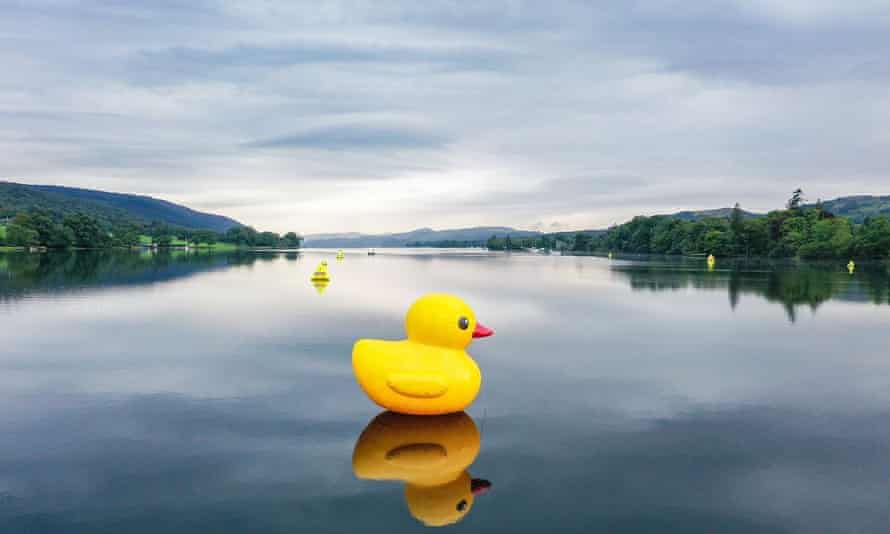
[0,181,241,232]
[808,195,890,223]
[303,226,540,247]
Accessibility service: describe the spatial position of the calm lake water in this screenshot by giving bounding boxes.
[1,249,889,533]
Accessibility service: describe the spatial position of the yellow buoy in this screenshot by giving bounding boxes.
[707,254,716,270]
[310,260,330,282]
[848,260,855,275]
[352,412,491,527]
[336,249,345,261]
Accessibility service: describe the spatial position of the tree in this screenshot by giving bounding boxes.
[702,229,732,256]
[116,230,140,248]
[255,231,280,247]
[572,233,591,252]
[282,232,302,248]
[787,188,804,210]
[729,203,744,251]
[6,223,39,247]
[741,218,769,257]
[852,216,890,258]
[63,213,109,248]
[225,226,258,247]
[486,235,503,250]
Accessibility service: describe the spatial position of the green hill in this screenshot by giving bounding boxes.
[809,196,890,223]
[0,181,241,232]
[665,207,761,221]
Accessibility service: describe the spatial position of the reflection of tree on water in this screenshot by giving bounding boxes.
[0,249,300,301]
[615,260,890,322]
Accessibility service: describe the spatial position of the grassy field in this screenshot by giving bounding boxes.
[1,228,238,251]
[137,235,237,250]
[0,224,14,250]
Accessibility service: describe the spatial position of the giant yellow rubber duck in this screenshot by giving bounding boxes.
[707,254,716,270]
[352,294,493,415]
[848,259,856,275]
[336,250,345,261]
[352,411,491,527]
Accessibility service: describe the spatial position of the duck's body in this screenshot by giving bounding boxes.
[353,339,482,415]
[352,293,493,415]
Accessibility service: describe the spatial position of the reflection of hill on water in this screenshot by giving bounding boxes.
[0,250,286,301]
[612,260,890,322]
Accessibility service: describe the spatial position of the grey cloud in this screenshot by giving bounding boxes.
[126,42,516,85]
[246,124,449,151]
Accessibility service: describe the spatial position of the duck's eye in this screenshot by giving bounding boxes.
[456,499,468,512]
[458,317,469,330]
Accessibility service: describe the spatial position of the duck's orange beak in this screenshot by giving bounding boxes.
[471,478,492,495]
[472,322,494,339]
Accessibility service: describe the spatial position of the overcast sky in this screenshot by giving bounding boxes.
[1,1,889,234]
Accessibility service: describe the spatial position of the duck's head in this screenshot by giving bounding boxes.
[405,294,493,350]
[406,471,491,527]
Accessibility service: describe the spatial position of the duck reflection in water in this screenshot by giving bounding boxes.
[352,411,491,527]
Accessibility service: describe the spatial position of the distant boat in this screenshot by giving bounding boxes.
[368,249,376,256]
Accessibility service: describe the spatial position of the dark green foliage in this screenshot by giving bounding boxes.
[572,233,591,252]
[6,223,40,247]
[0,203,301,250]
[563,200,890,259]
[225,226,258,247]
[405,239,476,247]
[485,234,540,250]
[115,230,141,248]
[281,232,302,248]
[220,226,300,248]
[188,230,218,246]
[63,212,109,248]
[851,216,890,258]
[255,231,281,247]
